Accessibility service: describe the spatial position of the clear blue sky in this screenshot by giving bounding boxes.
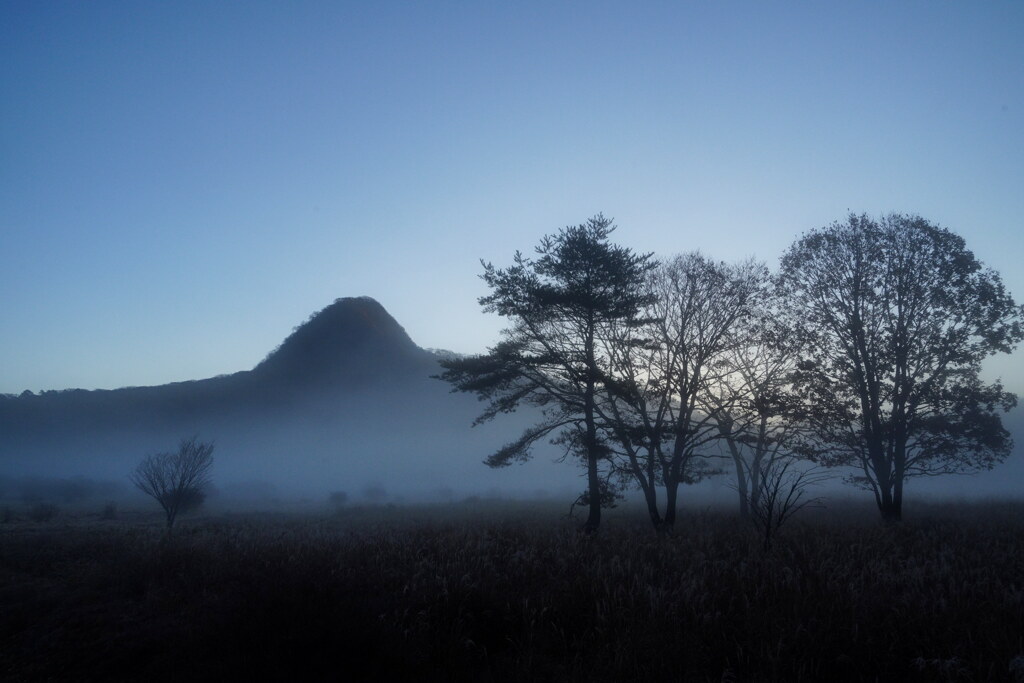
[2,1,1022,395]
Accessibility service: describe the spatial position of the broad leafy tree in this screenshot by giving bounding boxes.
[780,214,1022,521]
[438,215,655,532]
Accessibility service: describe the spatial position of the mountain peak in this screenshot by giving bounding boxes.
[254,297,431,385]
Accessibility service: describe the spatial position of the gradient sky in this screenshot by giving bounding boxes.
[2,1,1022,395]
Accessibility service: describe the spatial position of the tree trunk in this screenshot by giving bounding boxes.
[582,451,602,533]
[877,487,902,522]
[891,443,906,522]
[581,316,601,534]
[868,440,900,523]
[749,464,761,512]
[890,476,904,522]
[642,486,663,529]
[870,453,904,522]
[734,461,749,518]
[581,411,602,533]
[722,432,749,519]
[879,500,901,522]
[662,479,679,530]
[749,416,769,513]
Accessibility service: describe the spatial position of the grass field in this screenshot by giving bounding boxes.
[2,499,1023,681]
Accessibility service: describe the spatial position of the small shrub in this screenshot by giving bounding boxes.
[29,502,58,522]
[361,483,387,503]
[100,501,118,520]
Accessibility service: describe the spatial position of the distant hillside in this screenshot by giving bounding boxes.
[0,297,579,497]
[0,297,440,433]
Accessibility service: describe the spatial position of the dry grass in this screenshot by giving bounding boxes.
[1,500,1022,681]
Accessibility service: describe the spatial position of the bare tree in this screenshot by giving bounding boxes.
[704,289,803,518]
[599,254,766,530]
[130,436,214,530]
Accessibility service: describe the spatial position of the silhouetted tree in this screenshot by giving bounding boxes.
[780,214,1023,521]
[600,254,765,530]
[130,436,214,530]
[439,215,655,532]
[702,283,804,518]
[361,483,387,503]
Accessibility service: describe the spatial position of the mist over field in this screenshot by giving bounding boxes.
[1,295,1021,512]
[0,297,585,506]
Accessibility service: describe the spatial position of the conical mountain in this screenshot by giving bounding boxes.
[0,297,442,443]
[252,296,435,388]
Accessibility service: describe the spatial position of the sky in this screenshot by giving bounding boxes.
[2,1,1023,395]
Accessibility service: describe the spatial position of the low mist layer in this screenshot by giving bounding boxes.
[0,297,583,504]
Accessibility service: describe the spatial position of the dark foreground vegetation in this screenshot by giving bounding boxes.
[2,501,1023,682]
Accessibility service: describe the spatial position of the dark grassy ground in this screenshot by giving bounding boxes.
[1,500,1022,682]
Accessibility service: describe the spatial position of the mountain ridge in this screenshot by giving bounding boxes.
[3,296,442,399]
[0,296,452,439]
